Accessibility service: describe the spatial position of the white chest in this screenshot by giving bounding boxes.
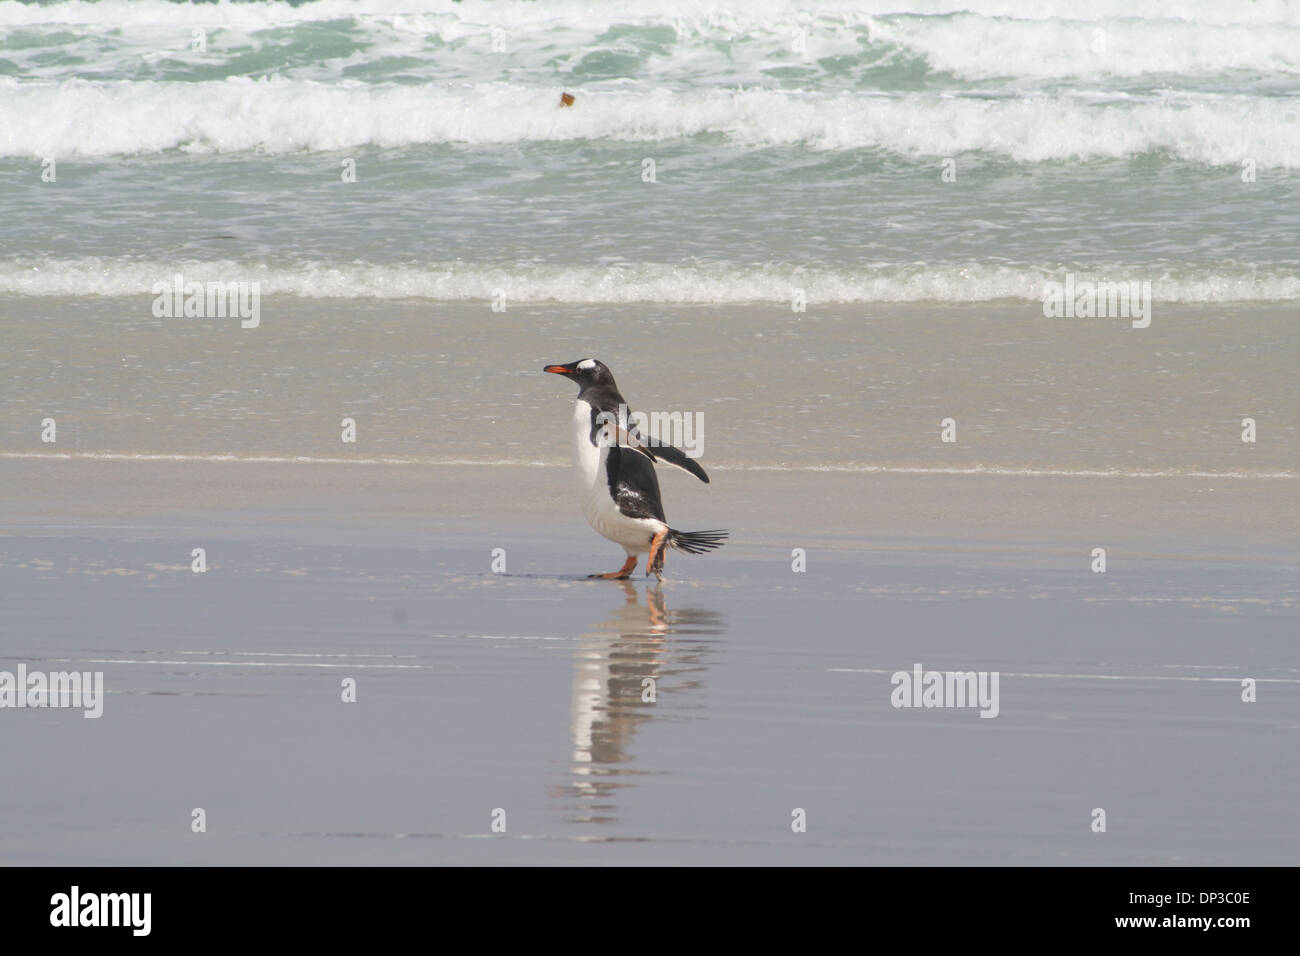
[570,399,605,490]
[568,399,661,552]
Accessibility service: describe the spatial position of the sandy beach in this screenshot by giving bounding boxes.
[2,457,1295,865]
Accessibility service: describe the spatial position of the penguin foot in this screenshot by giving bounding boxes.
[645,529,668,580]
[590,555,637,580]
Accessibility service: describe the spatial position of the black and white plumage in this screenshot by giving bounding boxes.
[543,359,727,580]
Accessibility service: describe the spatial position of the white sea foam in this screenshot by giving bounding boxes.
[3,1,1299,89]
[2,79,1297,165]
[3,0,1297,30]
[866,15,1300,80]
[1,257,1296,303]
[2,452,1292,480]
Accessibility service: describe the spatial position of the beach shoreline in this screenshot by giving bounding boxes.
[5,456,1296,556]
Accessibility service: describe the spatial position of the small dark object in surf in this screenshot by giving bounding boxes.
[559,92,575,108]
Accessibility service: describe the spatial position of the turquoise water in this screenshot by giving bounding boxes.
[0,0,1297,302]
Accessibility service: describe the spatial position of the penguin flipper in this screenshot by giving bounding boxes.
[647,443,709,483]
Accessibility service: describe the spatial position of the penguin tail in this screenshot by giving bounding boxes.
[667,528,728,554]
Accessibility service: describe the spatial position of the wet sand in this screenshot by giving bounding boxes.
[2,298,1296,476]
[2,458,1296,865]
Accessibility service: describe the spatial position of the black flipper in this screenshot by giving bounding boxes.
[589,402,709,483]
[648,443,710,483]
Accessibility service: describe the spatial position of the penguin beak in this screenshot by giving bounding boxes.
[543,364,575,376]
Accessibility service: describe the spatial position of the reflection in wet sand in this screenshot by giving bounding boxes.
[563,582,722,825]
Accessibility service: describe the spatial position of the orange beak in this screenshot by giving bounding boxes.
[543,365,570,374]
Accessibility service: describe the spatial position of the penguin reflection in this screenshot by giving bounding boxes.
[565,583,720,825]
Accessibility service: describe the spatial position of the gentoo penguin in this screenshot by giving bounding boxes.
[544,359,727,580]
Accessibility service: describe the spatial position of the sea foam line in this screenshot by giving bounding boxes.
[2,451,1292,480]
[2,258,1298,303]
[2,80,1298,165]
[2,0,1295,30]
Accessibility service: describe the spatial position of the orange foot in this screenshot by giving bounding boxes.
[589,555,637,580]
[645,529,668,580]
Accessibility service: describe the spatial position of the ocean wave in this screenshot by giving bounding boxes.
[2,258,1296,303]
[3,0,1298,30]
[866,15,1300,81]
[2,79,1297,165]
[2,5,1300,89]
[3,1,1299,89]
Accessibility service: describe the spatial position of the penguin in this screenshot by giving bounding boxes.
[543,359,727,580]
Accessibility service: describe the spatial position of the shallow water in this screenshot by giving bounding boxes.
[2,472,1296,865]
[2,0,1298,303]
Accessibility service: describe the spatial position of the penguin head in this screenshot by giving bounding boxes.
[543,358,615,391]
